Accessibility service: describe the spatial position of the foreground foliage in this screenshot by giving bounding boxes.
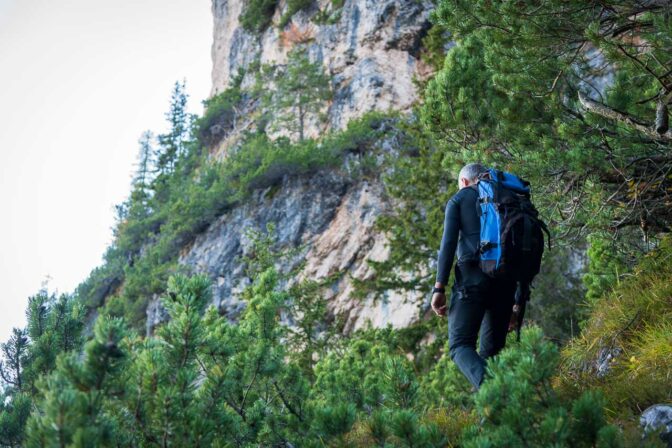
[19,232,672,446]
[0,289,84,446]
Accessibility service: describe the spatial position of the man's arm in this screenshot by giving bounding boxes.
[435,196,460,287]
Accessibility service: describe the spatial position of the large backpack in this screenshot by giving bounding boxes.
[476,168,550,284]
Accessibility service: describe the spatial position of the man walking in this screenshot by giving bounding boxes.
[431,163,517,391]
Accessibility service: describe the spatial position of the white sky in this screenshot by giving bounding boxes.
[0,0,213,343]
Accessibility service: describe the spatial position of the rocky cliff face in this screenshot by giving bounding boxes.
[174,160,423,335]
[211,0,434,132]
[147,0,435,334]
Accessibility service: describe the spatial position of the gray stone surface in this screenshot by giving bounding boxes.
[594,346,622,378]
[210,0,434,137]
[640,404,672,447]
[178,169,350,317]
[161,160,424,334]
[145,293,170,336]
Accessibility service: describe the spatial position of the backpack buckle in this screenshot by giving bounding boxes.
[479,241,498,253]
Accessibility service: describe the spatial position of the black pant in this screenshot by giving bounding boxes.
[448,262,516,390]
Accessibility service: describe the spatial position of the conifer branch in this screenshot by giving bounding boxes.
[577,91,672,142]
[273,380,304,422]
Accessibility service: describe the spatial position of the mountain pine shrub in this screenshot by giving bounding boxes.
[464,326,623,447]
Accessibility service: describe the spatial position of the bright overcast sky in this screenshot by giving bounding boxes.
[0,0,212,342]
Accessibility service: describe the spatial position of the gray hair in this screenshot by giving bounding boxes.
[459,163,486,183]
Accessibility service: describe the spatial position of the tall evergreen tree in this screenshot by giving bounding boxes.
[155,79,192,174]
[132,130,155,192]
[262,46,332,141]
[0,329,28,392]
[113,130,156,250]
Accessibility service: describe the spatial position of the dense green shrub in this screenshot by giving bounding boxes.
[581,231,631,306]
[0,225,648,447]
[23,232,322,446]
[222,112,391,192]
[240,0,279,33]
[223,134,335,191]
[0,289,84,445]
[465,327,623,447]
[196,71,245,147]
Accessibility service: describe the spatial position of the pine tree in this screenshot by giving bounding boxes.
[463,326,624,447]
[0,329,28,392]
[22,291,80,387]
[0,290,84,446]
[25,316,129,446]
[111,130,157,260]
[23,228,318,446]
[132,130,155,192]
[0,392,31,448]
[262,46,332,141]
[0,330,29,445]
[309,330,450,446]
[424,0,672,258]
[155,79,192,175]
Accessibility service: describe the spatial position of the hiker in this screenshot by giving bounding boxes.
[430,163,519,391]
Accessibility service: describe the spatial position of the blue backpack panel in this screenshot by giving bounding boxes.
[476,168,549,283]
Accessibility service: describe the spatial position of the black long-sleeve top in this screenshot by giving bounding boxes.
[435,185,481,285]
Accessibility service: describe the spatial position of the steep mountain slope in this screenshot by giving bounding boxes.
[146,0,437,333]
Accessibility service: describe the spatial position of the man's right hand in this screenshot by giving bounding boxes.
[432,292,447,317]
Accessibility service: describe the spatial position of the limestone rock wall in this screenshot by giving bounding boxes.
[146,0,435,334]
[211,0,434,133]
[168,155,424,335]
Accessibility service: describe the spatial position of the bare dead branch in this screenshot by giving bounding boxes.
[577,91,672,141]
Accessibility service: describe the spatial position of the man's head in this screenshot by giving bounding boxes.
[458,163,486,189]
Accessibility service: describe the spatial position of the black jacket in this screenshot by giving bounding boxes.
[435,185,483,286]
